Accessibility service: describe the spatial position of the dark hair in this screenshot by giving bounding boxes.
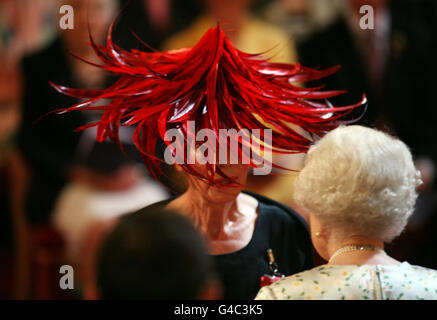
[97,208,212,299]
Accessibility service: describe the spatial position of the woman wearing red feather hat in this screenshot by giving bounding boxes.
[51,22,366,299]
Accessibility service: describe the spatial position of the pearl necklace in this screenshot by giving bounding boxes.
[328,244,383,263]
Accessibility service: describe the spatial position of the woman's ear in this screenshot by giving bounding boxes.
[309,213,332,261]
[309,213,327,238]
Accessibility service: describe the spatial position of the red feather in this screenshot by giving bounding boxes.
[50,23,366,186]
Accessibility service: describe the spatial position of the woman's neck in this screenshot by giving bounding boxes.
[327,236,400,266]
[329,236,384,253]
[170,190,237,240]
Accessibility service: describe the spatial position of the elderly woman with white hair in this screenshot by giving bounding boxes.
[256,125,437,300]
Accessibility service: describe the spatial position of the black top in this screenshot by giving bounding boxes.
[137,191,314,300]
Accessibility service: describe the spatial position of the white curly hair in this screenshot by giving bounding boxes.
[293,125,422,242]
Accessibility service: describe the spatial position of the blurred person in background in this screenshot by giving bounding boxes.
[0,1,43,297]
[15,0,169,281]
[94,208,222,300]
[163,0,297,64]
[0,0,57,65]
[382,0,437,194]
[294,0,437,139]
[113,0,202,51]
[294,0,388,126]
[17,0,117,225]
[256,125,437,300]
[261,0,344,46]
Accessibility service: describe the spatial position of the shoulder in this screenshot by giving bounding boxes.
[394,262,437,280]
[255,267,327,300]
[406,263,437,274]
[255,265,361,300]
[378,262,437,300]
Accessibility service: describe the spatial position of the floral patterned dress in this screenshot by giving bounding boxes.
[255,262,437,300]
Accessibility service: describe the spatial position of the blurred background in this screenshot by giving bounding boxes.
[0,0,436,299]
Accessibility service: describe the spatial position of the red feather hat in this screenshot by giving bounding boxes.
[50,23,366,186]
